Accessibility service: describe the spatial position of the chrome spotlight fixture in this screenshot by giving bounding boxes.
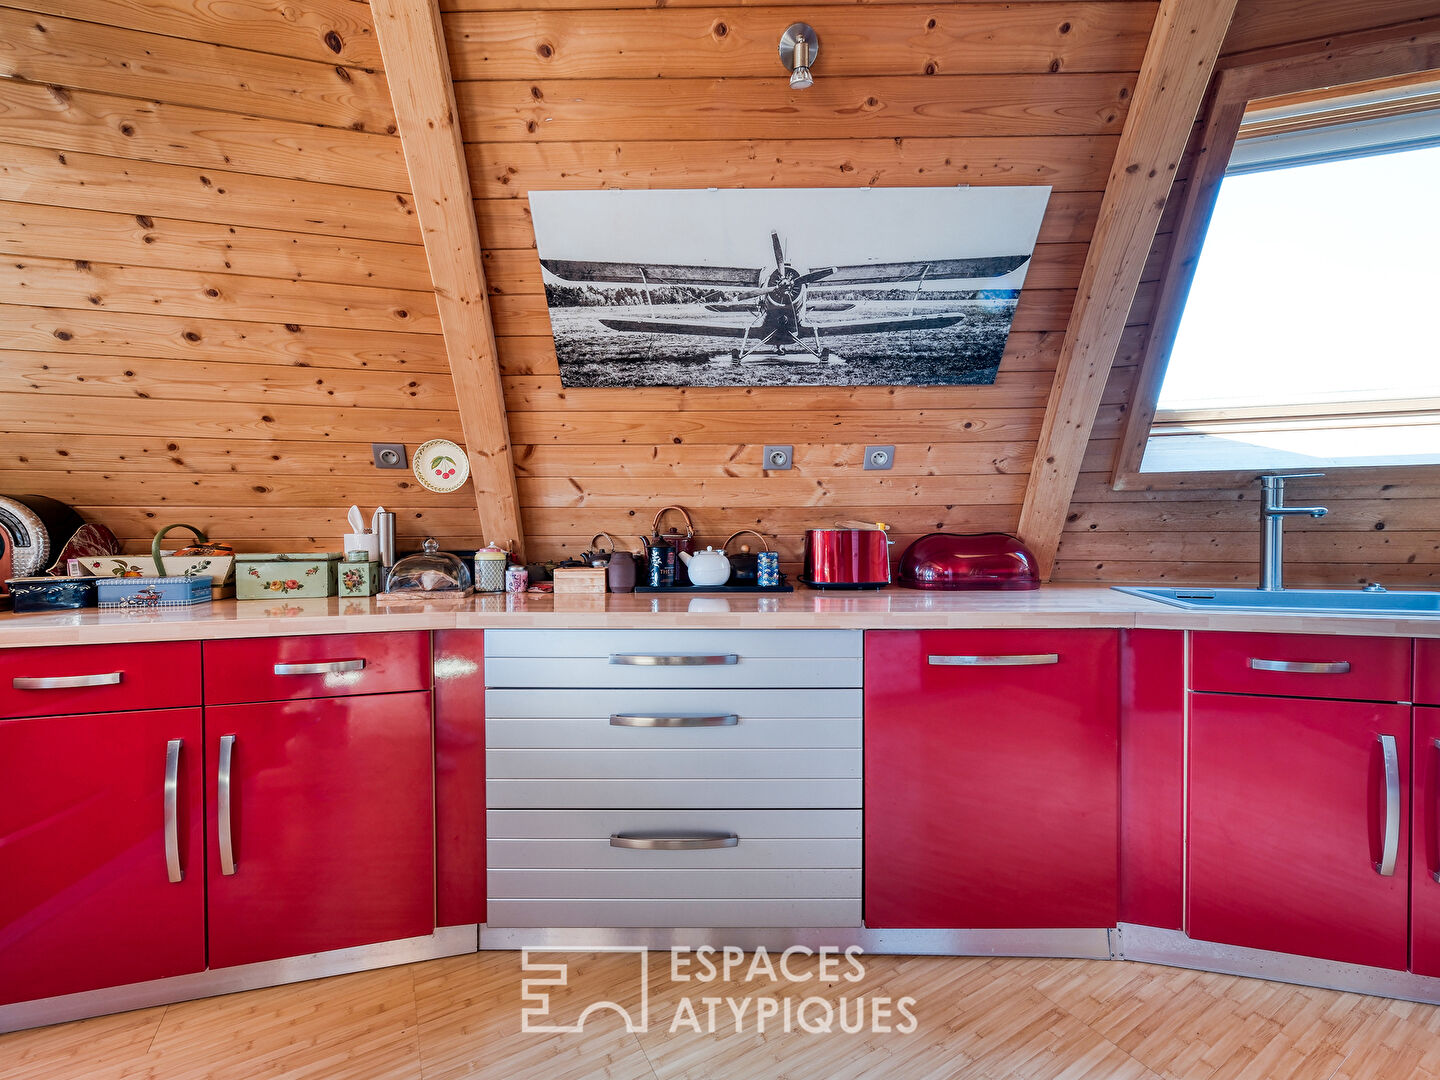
[780,23,818,90]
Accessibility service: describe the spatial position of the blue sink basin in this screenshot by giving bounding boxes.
[1114,586,1440,616]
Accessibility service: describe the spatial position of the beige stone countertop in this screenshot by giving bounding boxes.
[0,584,1437,646]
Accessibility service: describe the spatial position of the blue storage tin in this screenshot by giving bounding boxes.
[96,575,212,608]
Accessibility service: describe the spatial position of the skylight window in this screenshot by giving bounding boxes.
[1140,83,1440,474]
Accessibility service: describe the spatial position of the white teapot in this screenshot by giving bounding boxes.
[678,546,731,587]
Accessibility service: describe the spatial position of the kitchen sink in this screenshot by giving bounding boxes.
[1114,586,1440,616]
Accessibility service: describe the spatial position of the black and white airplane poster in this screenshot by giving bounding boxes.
[528,186,1052,388]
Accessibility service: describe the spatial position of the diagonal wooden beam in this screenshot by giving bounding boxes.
[369,0,524,555]
[1016,0,1239,578]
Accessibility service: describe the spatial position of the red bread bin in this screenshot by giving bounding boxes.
[897,533,1041,590]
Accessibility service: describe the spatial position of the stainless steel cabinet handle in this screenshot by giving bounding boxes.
[610,713,739,727]
[218,734,237,876]
[1376,733,1400,878]
[609,654,738,666]
[12,672,122,690]
[610,832,739,850]
[1248,658,1350,674]
[273,659,365,676]
[927,654,1059,667]
[1434,739,1440,885]
[164,739,183,884]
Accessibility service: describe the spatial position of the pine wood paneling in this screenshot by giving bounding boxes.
[0,203,435,290]
[445,4,1158,79]
[443,0,1158,562]
[1054,0,1440,589]
[0,0,475,551]
[0,142,423,243]
[0,9,397,132]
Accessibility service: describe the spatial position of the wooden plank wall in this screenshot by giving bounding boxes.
[0,0,481,553]
[1054,0,1440,586]
[445,0,1161,562]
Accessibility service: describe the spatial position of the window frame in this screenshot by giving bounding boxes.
[1108,23,1440,491]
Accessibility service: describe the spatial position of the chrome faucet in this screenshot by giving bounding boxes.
[1259,473,1328,591]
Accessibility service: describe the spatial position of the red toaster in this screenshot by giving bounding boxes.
[897,532,1041,590]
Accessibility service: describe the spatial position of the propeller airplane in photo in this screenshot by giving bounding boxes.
[540,231,1031,364]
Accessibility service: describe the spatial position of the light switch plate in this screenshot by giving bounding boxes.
[763,445,793,471]
[864,445,895,471]
[372,442,407,469]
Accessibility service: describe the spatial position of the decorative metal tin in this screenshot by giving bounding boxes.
[5,576,97,613]
[96,575,212,608]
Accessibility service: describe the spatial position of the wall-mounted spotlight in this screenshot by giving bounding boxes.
[779,23,818,90]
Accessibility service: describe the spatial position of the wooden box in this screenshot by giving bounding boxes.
[551,567,607,594]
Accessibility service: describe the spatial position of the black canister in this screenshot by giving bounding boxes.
[647,541,676,588]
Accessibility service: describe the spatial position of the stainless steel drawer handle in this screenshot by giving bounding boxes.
[12,672,123,690]
[610,832,739,851]
[1434,738,1440,885]
[218,734,237,876]
[164,738,183,884]
[1376,733,1400,878]
[927,654,1059,667]
[609,654,738,667]
[610,714,739,728]
[1248,658,1350,674]
[272,659,365,676]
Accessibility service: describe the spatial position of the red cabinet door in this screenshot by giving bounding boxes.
[1414,707,1440,976]
[206,692,434,968]
[433,629,485,927]
[0,708,205,1005]
[202,632,429,705]
[1189,692,1410,969]
[865,629,1119,929]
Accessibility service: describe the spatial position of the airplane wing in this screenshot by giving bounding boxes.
[599,317,754,339]
[812,255,1031,287]
[811,313,967,338]
[542,259,761,289]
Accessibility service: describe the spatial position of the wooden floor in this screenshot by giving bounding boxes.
[4,952,1440,1080]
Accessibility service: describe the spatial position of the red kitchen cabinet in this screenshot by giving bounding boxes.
[1414,707,1440,976]
[0,641,200,719]
[206,692,434,968]
[1119,629,1186,931]
[0,708,205,1005]
[433,630,485,927]
[202,632,429,705]
[865,629,1119,929]
[1418,640,1440,706]
[1189,692,1410,970]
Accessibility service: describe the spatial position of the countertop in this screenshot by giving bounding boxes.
[1,584,1438,646]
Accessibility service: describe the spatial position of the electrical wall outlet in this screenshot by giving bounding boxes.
[864,445,895,471]
[372,443,407,469]
[763,445,793,471]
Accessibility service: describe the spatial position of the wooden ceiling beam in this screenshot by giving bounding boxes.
[369,0,524,555]
[1016,0,1238,578]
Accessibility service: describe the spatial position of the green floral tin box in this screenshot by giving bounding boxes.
[236,553,342,599]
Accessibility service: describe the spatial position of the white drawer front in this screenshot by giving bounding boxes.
[485,629,861,660]
[489,837,861,870]
[487,747,860,781]
[486,898,862,928]
[488,808,862,839]
[486,688,862,721]
[488,778,862,809]
[490,868,860,900]
[485,655,859,690]
[488,715,860,750]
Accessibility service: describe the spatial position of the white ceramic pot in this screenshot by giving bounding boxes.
[677,546,731,587]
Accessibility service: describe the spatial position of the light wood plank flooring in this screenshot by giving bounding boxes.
[4,952,1440,1080]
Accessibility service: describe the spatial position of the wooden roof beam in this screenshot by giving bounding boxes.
[1017,0,1238,578]
[369,0,524,555]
